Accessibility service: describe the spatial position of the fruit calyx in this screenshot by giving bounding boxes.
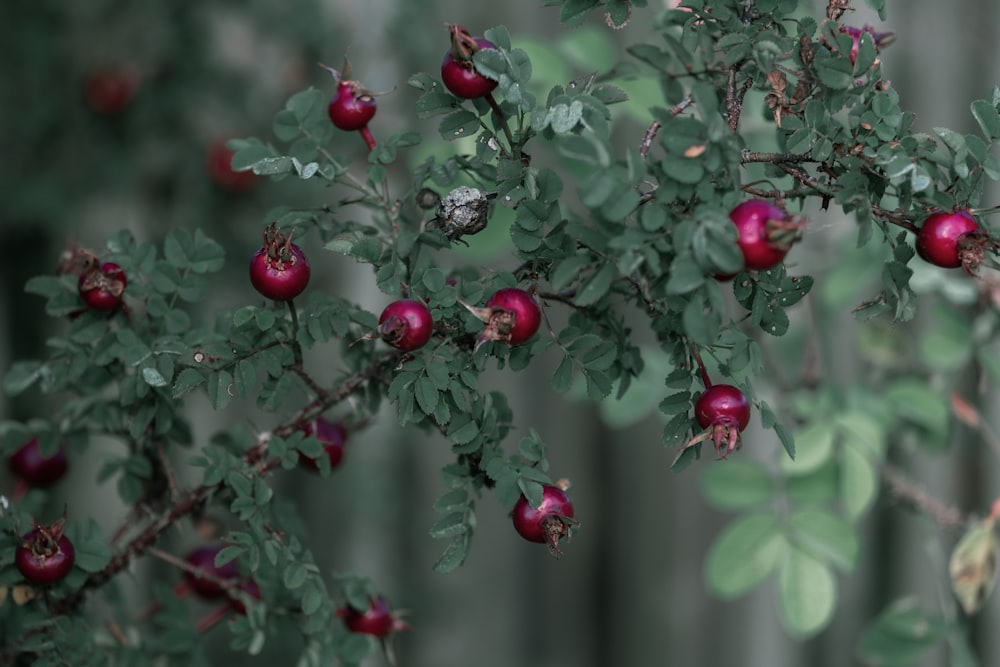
[260,223,301,268]
[446,23,485,63]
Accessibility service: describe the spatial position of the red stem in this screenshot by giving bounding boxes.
[690,344,713,388]
[359,126,376,152]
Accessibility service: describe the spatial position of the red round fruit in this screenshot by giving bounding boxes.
[512,484,576,555]
[84,68,136,115]
[328,81,377,131]
[207,138,258,192]
[78,261,127,311]
[441,27,498,100]
[480,288,541,346]
[338,595,396,638]
[299,417,348,472]
[7,437,68,488]
[695,384,751,431]
[15,526,75,585]
[183,545,241,600]
[728,199,797,272]
[249,225,311,301]
[915,210,982,269]
[378,299,434,351]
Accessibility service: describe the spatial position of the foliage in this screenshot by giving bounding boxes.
[3,0,1000,665]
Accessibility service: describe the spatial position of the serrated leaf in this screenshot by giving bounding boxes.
[433,536,469,573]
[971,99,1000,139]
[65,519,112,573]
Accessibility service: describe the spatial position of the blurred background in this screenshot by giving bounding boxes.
[2,0,1000,665]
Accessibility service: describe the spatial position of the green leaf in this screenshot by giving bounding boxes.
[415,376,440,416]
[433,536,470,573]
[3,361,43,396]
[283,563,309,590]
[142,366,169,387]
[208,370,234,410]
[66,518,112,573]
[574,263,615,307]
[841,441,879,520]
[971,99,1000,139]
[173,368,206,397]
[439,110,481,140]
[857,598,949,667]
[704,513,786,599]
[788,510,860,572]
[447,415,479,445]
[777,546,836,638]
[416,92,457,118]
[699,460,775,511]
[551,354,575,393]
[780,421,834,474]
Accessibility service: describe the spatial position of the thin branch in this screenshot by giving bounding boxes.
[53,350,404,615]
[879,462,967,529]
[740,150,815,164]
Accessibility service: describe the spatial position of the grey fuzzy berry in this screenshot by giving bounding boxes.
[430,186,495,242]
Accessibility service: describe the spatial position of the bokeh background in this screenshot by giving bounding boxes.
[3,0,1000,665]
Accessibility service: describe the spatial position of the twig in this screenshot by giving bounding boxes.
[639,122,661,159]
[879,462,967,528]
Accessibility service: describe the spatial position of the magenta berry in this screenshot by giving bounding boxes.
[182,545,241,600]
[15,523,75,585]
[338,595,396,637]
[299,417,348,472]
[839,25,894,66]
[512,484,576,556]
[328,81,377,131]
[681,384,751,459]
[78,261,127,311]
[467,288,542,349]
[249,224,310,301]
[441,25,498,99]
[8,437,68,488]
[725,199,802,274]
[915,210,984,271]
[378,299,434,351]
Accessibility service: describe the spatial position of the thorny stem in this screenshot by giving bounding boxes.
[485,92,515,155]
[725,59,752,132]
[287,299,303,366]
[879,462,967,529]
[639,95,694,158]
